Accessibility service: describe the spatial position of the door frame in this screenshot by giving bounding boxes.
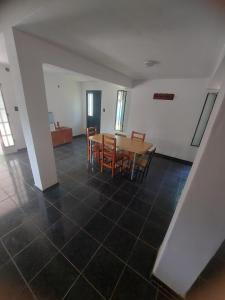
[86,90,102,133]
[0,85,17,154]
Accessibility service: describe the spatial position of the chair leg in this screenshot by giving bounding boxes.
[88,143,90,162]
[140,170,145,183]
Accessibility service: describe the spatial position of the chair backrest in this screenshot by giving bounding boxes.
[86,127,97,142]
[131,131,146,142]
[102,135,116,160]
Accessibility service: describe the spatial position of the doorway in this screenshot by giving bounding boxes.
[86,90,101,133]
[0,86,16,154]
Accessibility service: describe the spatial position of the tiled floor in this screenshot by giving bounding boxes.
[0,136,191,300]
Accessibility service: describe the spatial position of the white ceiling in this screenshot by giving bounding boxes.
[0,33,9,65]
[43,64,98,82]
[1,0,225,81]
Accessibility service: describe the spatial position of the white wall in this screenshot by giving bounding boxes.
[127,78,208,162]
[81,80,129,133]
[43,71,83,136]
[153,79,225,296]
[0,64,25,150]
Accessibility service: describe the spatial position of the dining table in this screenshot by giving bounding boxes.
[88,133,153,180]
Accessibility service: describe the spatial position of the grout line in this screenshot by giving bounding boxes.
[109,162,171,299]
[1,240,39,300]
[0,140,187,300]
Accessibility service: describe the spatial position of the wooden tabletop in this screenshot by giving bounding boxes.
[89,133,153,154]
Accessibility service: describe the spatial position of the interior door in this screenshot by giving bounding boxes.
[86,90,101,133]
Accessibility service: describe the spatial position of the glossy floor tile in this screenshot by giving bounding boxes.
[0,136,191,299]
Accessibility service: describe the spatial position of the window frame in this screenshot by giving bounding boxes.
[191,90,218,147]
[87,92,94,117]
[114,90,127,132]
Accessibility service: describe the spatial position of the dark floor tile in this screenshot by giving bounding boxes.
[104,226,136,261]
[14,234,57,281]
[0,241,10,267]
[142,178,162,194]
[148,208,172,229]
[118,210,145,237]
[30,253,78,300]
[44,216,80,249]
[43,186,67,203]
[87,177,104,191]
[0,189,9,202]
[107,175,128,188]
[100,200,125,222]
[69,170,93,184]
[83,192,108,211]
[67,202,96,227]
[128,240,156,278]
[0,262,29,300]
[12,192,50,214]
[31,205,62,231]
[135,188,156,205]
[62,230,99,271]
[155,201,177,216]
[129,197,152,218]
[157,187,178,203]
[65,276,104,300]
[157,290,174,299]
[94,172,111,183]
[84,213,114,242]
[52,192,81,215]
[84,247,124,299]
[111,267,157,300]
[100,182,119,197]
[141,220,167,249]
[120,181,139,195]
[70,185,94,200]
[2,221,40,256]
[112,190,133,207]
[16,286,36,300]
[0,198,26,237]
[58,176,78,191]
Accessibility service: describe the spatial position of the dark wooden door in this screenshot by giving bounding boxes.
[86,90,101,133]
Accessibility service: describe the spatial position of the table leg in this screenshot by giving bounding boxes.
[131,153,136,181]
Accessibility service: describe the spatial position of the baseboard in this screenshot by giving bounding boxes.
[17,147,27,152]
[42,182,59,192]
[73,134,86,139]
[155,152,193,166]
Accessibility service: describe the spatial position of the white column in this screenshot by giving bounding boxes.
[4,28,58,191]
[153,83,225,296]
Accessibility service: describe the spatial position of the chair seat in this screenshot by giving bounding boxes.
[135,157,148,168]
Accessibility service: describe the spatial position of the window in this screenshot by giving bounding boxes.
[115,90,127,131]
[191,91,218,147]
[0,87,15,147]
[87,93,94,117]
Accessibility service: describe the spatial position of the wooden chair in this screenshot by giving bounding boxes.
[135,147,156,182]
[101,135,125,177]
[86,127,100,163]
[131,131,146,142]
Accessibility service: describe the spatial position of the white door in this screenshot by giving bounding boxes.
[0,86,16,154]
